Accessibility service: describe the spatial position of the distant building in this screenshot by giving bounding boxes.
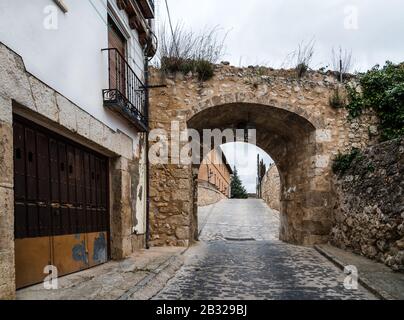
[198,149,233,199]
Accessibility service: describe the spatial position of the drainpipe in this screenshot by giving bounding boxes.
[144,28,160,250]
[144,54,151,250]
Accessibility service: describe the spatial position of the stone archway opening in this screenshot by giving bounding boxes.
[196,141,281,241]
[147,66,354,248]
[187,102,333,245]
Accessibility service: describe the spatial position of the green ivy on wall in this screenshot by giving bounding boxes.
[346,62,404,141]
[332,148,362,176]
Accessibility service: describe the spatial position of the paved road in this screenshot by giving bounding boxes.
[198,199,279,241]
[154,199,376,300]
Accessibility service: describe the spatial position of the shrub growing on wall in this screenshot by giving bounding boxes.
[158,24,226,81]
[332,148,362,176]
[346,61,404,141]
[160,57,215,81]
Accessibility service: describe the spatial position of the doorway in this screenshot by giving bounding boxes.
[13,115,109,289]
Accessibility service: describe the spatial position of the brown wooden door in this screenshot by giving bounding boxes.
[13,116,109,289]
[108,17,127,95]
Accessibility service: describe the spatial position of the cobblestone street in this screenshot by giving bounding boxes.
[154,199,376,300]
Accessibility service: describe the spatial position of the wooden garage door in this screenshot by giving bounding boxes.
[13,115,109,289]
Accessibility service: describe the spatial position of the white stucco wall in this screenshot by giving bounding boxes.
[0,0,145,145]
[0,0,148,234]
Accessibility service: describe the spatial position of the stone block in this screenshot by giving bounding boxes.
[118,132,134,160]
[89,116,105,146]
[178,179,190,190]
[76,109,91,139]
[315,129,332,142]
[167,215,190,226]
[175,226,190,240]
[0,122,13,185]
[172,190,191,201]
[314,155,330,168]
[121,170,132,205]
[0,221,13,251]
[309,176,331,191]
[0,283,15,300]
[29,76,59,122]
[0,249,15,299]
[304,191,331,208]
[57,93,77,132]
[0,95,12,124]
[0,44,35,110]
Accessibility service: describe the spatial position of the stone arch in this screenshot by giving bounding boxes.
[186,99,332,245]
[188,93,328,130]
[147,67,371,248]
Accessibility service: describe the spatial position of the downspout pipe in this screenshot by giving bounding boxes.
[144,54,151,250]
[144,28,158,250]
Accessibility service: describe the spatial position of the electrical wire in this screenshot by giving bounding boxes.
[164,0,179,57]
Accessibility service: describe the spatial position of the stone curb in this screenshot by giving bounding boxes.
[118,248,187,300]
[314,245,395,300]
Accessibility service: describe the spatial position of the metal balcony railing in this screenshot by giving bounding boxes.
[102,48,148,131]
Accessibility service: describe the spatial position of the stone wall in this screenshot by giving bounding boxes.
[148,62,378,247]
[0,95,15,299]
[261,165,281,211]
[0,43,147,298]
[198,181,227,207]
[331,138,404,271]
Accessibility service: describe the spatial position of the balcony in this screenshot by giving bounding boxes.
[137,0,154,19]
[102,48,148,132]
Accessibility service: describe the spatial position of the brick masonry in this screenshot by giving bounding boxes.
[148,63,379,248]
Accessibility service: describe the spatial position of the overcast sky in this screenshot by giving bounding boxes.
[221,143,273,193]
[157,0,404,71]
[156,0,403,192]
